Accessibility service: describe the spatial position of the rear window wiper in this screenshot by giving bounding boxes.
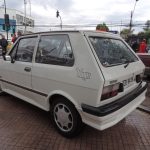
[124,62,129,68]
[124,60,134,68]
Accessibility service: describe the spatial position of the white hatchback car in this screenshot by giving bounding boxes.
[0,31,147,137]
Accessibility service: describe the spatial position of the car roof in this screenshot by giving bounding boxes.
[20,30,120,38]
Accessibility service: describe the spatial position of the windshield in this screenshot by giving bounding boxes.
[89,37,138,67]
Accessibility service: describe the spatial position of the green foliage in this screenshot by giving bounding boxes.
[120,28,134,39]
[120,28,130,35]
[137,20,150,39]
[96,22,109,31]
[143,20,150,31]
[144,30,150,38]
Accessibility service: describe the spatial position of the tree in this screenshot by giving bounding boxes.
[137,31,145,37]
[96,22,109,32]
[145,30,150,39]
[143,20,150,31]
[138,29,150,40]
[120,28,134,39]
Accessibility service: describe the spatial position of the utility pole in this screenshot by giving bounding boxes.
[28,0,31,16]
[24,0,27,33]
[120,20,122,34]
[4,0,8,40]
[129,0,139,33]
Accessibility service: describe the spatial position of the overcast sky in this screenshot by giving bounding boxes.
[1,0,150,31]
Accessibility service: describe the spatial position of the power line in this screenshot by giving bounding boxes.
[0,23,147,28]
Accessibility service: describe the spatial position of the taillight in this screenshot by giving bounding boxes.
[136,74,142,83]
[101,83,120,101]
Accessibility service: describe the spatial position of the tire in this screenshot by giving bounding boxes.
[0,91,3,95]
[50,97,83,138]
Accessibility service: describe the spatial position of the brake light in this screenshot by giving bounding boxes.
[136,74,142,83]
[101,83,120,101]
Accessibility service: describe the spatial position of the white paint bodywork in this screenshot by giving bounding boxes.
[0,31,147,131]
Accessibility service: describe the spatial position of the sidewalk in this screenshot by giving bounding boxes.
[0,94,150,149]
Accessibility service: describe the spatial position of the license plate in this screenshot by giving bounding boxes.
[122,76,134,88]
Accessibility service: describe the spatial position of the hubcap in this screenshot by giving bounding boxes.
[54,103,73,132]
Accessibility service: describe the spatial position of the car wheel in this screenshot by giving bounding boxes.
[0,91,3,95]
[51,98,83,138]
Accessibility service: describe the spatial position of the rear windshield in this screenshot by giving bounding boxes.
[89,37,138,67]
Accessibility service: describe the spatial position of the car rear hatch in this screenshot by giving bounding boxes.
[84,31,145,105]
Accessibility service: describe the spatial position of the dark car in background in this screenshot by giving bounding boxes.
[137,53,150,77]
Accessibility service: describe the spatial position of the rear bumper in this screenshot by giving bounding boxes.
[81,82,147,117]
[80,82,147,131]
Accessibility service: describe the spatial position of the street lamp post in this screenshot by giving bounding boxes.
[56,10,62,30]
[3,0,6,19]
[129,0,139,32]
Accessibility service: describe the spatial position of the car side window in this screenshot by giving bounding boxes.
[35,35,74,66]
[11,37,37,62]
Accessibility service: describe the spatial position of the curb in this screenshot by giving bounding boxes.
[137,105,150,114]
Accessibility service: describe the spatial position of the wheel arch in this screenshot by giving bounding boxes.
[47,90,79,111]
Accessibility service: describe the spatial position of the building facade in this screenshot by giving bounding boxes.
[0,7,34,39]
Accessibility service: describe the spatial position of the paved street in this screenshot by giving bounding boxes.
[0,87,150,150]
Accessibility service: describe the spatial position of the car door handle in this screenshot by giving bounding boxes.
[24,67,31,72]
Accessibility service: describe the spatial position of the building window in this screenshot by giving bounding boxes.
[16,14,23,24]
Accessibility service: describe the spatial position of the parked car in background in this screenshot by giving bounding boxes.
[137,53,150,77]
[0,31,147,137]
